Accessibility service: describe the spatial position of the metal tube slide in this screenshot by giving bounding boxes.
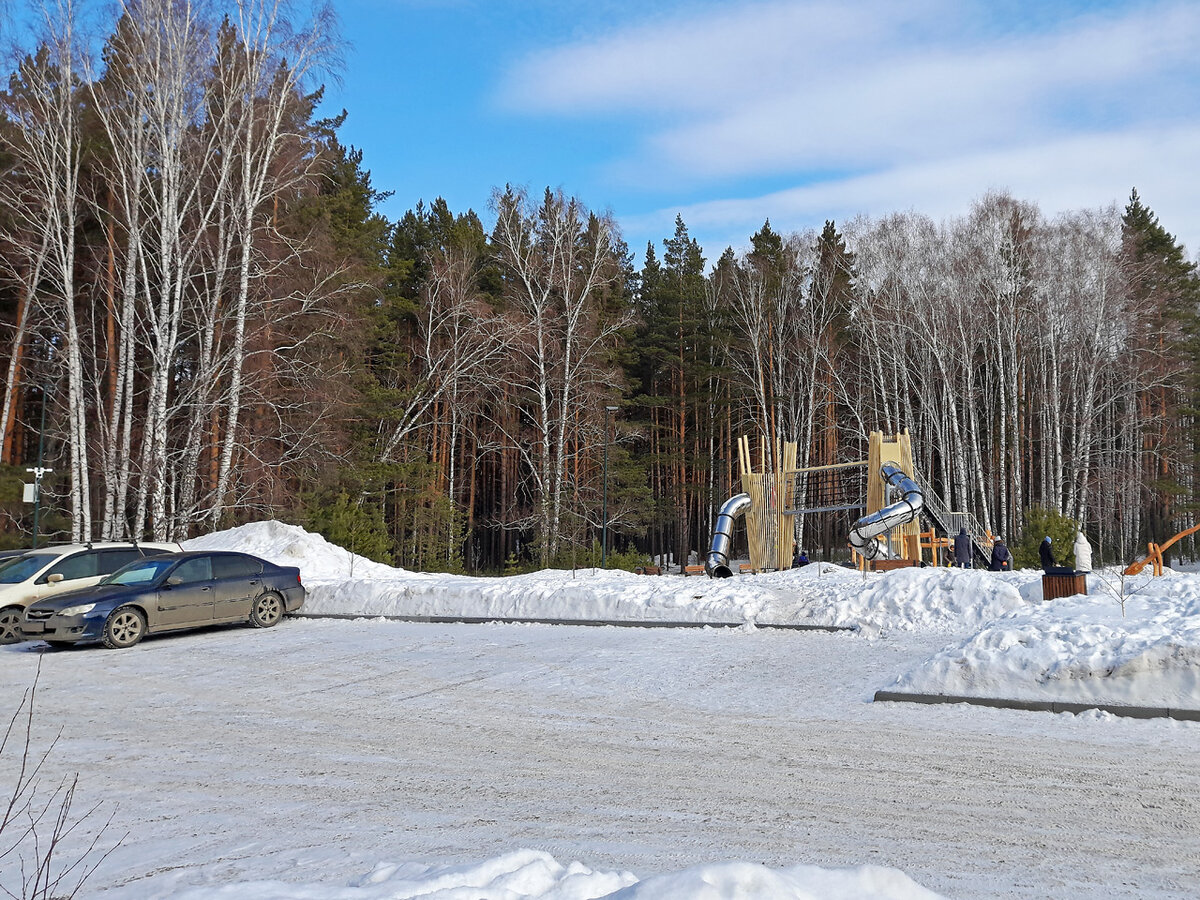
[705,492,752,578]
[848,464,924,560]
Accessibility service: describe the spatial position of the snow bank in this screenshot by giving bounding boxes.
[184,522,1029,631]
[164,849,943,899]
[885,572,1200,709]
[788,565,1030,634]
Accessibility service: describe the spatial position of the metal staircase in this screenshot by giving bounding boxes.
[918,480,991,567]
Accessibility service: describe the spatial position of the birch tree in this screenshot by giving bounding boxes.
[0,0,92,539]
[490,186,632,565]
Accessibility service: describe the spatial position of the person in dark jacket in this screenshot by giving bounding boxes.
[1039,536,1056,572]
[953,527,971,568]
[989,537,1011,571]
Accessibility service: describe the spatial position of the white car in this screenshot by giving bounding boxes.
[0,542,181,643]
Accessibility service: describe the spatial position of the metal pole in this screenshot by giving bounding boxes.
[601,405,618,568]
[32,384,47,549]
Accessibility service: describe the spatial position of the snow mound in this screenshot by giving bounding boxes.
[298,562,1036,631]
[781,565,1031,634]
[884,572,1200,709]
[163,849,944,899]
[182,523,1039,632]
[182,521,408,582]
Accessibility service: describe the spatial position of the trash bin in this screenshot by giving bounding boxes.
[1041,573,1087,601]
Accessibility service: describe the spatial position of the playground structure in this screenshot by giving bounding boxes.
[847,431,923,563]
[1124,522,1200,576]
[705,429,993,576]
[705,436,797,578]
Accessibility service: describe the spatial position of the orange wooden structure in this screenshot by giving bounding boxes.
[1124,522,1200,576]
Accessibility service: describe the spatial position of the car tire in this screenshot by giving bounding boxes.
[103,607,146,649]
[250,592,284,628]
[0,606,23,644]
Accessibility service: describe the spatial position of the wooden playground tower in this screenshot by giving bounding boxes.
[737,435,798,572]
[736,429,926,572]
[860,429,924,566]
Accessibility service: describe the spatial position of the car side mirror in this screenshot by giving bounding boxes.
[47,573,64,584]
[166,576,183,587]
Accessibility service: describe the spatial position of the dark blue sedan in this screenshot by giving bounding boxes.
[19,551,305,649]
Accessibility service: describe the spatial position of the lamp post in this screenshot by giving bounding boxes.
[601,405,619,568]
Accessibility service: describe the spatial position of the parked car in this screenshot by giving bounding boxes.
[0,542,181,644]
[20,550,305,649]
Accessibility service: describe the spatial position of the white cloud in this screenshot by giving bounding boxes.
[500,0,1200,179]
[497,0,941,114]
[624,125,1200,257]
[495,0,1200,258]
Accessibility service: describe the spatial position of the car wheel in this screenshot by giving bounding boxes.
[250,592,284,628]
[0,606,23,644]
[103,607,146,649]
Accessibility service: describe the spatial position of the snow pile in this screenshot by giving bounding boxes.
[183,522,1031,631]
[797,565,1030,634]
[183,520,413,582]
[165,849,943,900]
[301,564,807,626]
[885,572,1200,708]
[298,553,1031,633]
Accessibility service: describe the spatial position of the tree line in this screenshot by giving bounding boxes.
[2,1,1198,571]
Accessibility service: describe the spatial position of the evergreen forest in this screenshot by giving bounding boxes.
[3,0,1199,572]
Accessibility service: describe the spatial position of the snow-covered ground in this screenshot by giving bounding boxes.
[190,522,1200,711]
[0,521,1197,899]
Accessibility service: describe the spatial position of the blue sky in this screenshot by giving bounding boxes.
[322,0,1200,262]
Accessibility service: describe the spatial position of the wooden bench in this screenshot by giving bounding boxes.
[873,559,918,572]
[739,563,756,574]
[635,565,662,576]
[684,565,705,576]
[1042,573,1087,601]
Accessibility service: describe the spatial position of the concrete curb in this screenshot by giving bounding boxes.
[873,689,1200,722]
[297,612,853,633]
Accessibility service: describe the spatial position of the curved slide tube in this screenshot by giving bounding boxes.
[705,492,752,578]
[848,464,924,560]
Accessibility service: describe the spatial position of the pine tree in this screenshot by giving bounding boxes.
[628,217,714,566]
[1122,189,1200,561]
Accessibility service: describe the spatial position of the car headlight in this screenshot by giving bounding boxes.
[58,603,97,617]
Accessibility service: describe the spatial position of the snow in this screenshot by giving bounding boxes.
[185,522,1200,710]
[885,573,1200,708]
[163,851,940,900]
[2,521,1197,899]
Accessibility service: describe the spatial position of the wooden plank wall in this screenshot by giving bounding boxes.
[739,436,797,572]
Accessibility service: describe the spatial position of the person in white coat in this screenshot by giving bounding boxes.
[1073,530,1093,573]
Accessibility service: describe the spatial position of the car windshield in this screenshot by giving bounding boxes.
[102,557,177,586]
[0,554,29,575]
[0,553,55,584]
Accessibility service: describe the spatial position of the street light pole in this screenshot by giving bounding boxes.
[601,405,619,568]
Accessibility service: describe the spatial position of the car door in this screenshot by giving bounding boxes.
[210,554,263,622]
[36,550,105,602]
[155,556,216,628]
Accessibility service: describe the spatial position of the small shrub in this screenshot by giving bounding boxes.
[1013,506,1079,570]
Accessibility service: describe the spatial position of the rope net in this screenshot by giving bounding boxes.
[785,463,868,515]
